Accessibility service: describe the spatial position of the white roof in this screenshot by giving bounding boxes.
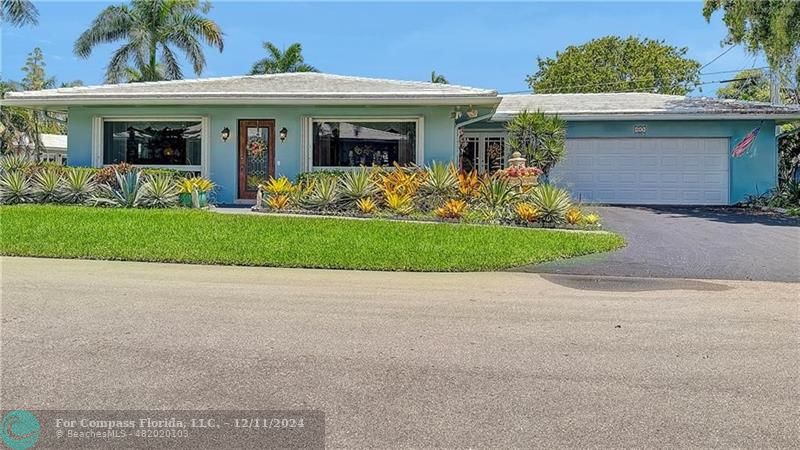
[2,73,499,109]
[492,93,800,121]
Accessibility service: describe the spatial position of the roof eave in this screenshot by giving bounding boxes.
[490,112,800,121]
[2,94,500,108]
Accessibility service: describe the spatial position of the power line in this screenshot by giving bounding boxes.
[699,45,736,72]
[700,66,768,76]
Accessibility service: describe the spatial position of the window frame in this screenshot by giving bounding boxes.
[92,116,210,177]
[303,116,424,171]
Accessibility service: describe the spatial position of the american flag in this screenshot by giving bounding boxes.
[731,126,761,158]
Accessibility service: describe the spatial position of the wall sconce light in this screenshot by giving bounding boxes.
[279,127,288,142]
[220,127,230,142]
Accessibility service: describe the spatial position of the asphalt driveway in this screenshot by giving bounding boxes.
[526,206,800,282]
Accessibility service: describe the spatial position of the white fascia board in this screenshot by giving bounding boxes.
[490,112,800,121]
[2,95,501,108]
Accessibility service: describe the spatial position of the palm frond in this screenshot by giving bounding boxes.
[73,5,132,58]
[1,0,39,27]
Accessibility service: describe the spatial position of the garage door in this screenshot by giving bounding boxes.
[550,138,730,205]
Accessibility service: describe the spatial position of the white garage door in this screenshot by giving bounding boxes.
[550,138,730,205]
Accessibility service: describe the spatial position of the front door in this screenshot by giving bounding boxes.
[460,131,507,174]
[238,119,275,199]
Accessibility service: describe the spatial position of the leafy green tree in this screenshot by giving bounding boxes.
[431,71,448,84]
[74,0,224,83]
[1,48,67,156]
[506,110,566,176]
[717,69,771,102]
[703,1,799,80]
[22,47,56,91]
[526,36,701,95]
[250,42,318,74]
[1,0,38,27]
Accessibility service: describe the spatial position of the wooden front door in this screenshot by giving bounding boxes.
[238,119,275,199]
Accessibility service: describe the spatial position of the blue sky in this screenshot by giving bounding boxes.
[1,1,765,95]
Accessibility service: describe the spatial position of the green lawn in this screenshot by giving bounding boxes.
[0,205,624,271]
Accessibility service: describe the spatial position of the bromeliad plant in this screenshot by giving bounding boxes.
[514,202,540,223]
[434,198,467,219]
[356,197,377,214]
[456,170,481,199]
[178,176,215,207]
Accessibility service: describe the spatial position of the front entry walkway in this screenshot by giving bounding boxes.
[520,206,800,282]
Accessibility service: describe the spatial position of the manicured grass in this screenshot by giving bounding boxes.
[0,205,624,271]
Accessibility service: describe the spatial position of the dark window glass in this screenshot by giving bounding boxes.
[312,121,416,167]
[103,121,202,166]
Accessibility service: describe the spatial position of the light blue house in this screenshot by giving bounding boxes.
[5,72,799,205]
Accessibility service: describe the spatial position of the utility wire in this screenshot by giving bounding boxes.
[699,45,736,72]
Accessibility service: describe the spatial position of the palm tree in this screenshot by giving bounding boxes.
[1,0,38,27]
[431,71,448,84]
[250,42,318,75]
[74,0,224,83]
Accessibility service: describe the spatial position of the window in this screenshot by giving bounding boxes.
[312,119,419,168]
[102,120,202,167]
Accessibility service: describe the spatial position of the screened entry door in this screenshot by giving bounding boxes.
[460,131,507,174]
[238,119,275,199]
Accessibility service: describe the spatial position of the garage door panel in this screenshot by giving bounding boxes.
[552,138,729,205]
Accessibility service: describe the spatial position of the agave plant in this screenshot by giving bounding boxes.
[33,169,63,203]
[478,177,517,209]
[0,153,34,174]
[339,168,377,202]
[92,170,146,208]
[0,170,35,204]
[140,173,179,208]
[302,175,340,210]
[60,168,97,204]
[423,162,457,197]
[530,184,572,225]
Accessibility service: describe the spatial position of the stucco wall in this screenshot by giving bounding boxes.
[67,105,457,204]
[463,118,778,204]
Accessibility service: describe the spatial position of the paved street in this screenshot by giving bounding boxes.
[1,257,798,448]
[528,206,800,282]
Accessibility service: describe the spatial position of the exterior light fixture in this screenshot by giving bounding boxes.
[220,127,230,142]
[466,106,479,119]
[279,127,288,142]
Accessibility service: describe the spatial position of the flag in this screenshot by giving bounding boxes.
[732,126,761,158]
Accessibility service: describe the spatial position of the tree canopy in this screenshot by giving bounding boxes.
[250,42,318,75]
[703,1,799,75]
[1,0,38,27]
[74,0,224,83]
[716,69,771,102]
[526,36,702,95]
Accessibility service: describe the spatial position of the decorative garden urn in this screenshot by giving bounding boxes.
[508,151,527,168]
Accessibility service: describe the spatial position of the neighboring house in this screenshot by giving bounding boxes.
[5,133,68,164]
[39,133,68,164]
[3,73,799,205]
